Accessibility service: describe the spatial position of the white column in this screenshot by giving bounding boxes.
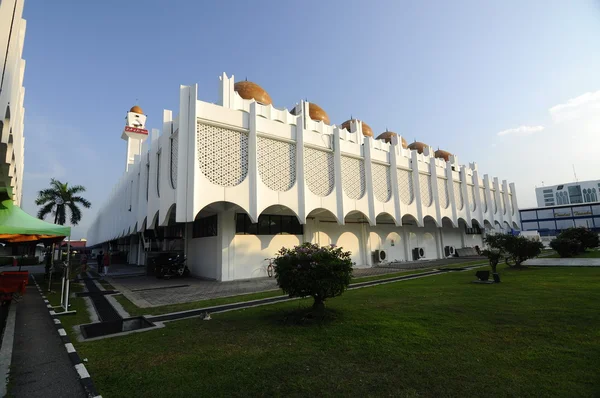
[388,136,402,226]
[248,101,259,223]
[411,151,424,226]
[363,131,376,226]
[296,102,307,224]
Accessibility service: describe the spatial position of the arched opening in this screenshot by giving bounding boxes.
[160,203,177,227]
[457,217,471,228]
[512,221,520,230]
[307,208,339,247]
[375,212,397,225]
[441,216,456,228]
[464,219,484,248]
[503,221,511,231]
[344,210,372,225]
[423,215,440,228]
[401,214,418,226]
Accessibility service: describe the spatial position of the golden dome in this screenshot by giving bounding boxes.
[376,131,408,149]
[130,105,144,114]
[434,149,453,162]
[308,103,330,125]
[234,81,272,105]
[408,141,429,154]
[341,119,373,137]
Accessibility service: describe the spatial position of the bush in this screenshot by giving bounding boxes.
[274,243,353,311]
[484,234,544,267]
[549,238,581,258]
[556,228,599,252]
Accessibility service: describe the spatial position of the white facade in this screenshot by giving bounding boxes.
[88,73,521,281]
[0,0,27,204]
[536,180,600,207]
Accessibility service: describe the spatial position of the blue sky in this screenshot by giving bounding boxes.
[20,0,600,238]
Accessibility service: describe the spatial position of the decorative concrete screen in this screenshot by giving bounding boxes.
[257,137,296,192]
[372,163,391,203]
[419,174,432,207]
[468,184,476,211]
[397,169,414,205]
[480,186,487,212]
[304,147,334,197]
[197,123,249,187]
[453,180,463,210]
[341,156,366,200]
[437,177,449,209]
[170,132,178,189]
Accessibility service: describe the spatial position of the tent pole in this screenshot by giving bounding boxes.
[64,235,71,312]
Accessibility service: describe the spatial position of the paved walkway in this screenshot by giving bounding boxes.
[10,285,85,397]
[523,258,600,266]
[108,257,487,308]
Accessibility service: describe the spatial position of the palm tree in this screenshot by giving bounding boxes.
[35,178,91,225]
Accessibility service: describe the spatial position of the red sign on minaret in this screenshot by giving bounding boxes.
[124,126,148,135]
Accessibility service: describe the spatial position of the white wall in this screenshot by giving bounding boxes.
[369,226,406,262]
[309,220,366,267]
[187,226,220,280]
[232,234,302,280]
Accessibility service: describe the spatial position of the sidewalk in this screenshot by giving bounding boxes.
[10,284,85,397]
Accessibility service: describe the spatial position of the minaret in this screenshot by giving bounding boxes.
[121,105,148,171]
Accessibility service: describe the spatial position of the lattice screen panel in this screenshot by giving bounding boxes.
[305,148,334,197]
[197,123,248,187]
[170,132,178,189]
[257,137,296,192]
[397,169,414,205]
[341,156,366,200]
[453,181,463,210]
[372,164,391,203]
[437,178,449,209]
[468,184,476,211]
[419,174,432,207]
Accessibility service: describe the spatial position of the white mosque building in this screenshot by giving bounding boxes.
[87,74,521,281]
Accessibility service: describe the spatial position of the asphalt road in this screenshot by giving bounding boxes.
[10,285,85,397]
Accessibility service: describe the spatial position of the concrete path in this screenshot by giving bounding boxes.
[523,258,600,267]
[10,285,85,397]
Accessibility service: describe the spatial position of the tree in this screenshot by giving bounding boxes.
[35,178,91,225]
[556,228,599,252]
[484,234,543,268]
[273,242,353,311]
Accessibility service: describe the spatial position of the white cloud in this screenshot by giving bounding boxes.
[497,125,544,136]
[549,90,600,123]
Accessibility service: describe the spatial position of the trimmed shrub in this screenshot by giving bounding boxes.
[484,234,544,267]
[274,242,353,310]
[556,228,599,252]
[549,238,581,258]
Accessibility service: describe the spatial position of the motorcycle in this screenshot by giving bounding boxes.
[154,254,190,279]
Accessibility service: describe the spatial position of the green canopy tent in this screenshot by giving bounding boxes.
[0,198,71,243]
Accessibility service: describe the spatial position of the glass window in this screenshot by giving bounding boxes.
[556,219,575,229]
[536,209,554,219]
[574,218,594,228]
[592,205,600,215]
[592,189,598,202]
[553,208,572,218]
[193,215,218,238]
[522,221,538,230]
[594,217,600,228]
[572,206,592,217]
[235,214,303,235]
[543,189,553,193]
[568,185,583,204]
[520,210,537,221]
[538,220,556,230]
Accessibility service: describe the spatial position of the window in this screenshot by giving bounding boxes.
[538,220,556,230]
[156,152,161,197]
[572,206,592,217]
[592,205,600,215]
[574,218,593,228]
[557,185,564,190]
[556,191,570,205]
[522,221,538,230]
[520,210,537,221]
[556,219,575,230]
[543,193,553,199]
[465,225,481,234]
[594,217,600,228]
[592,188,598,202]
[536,209,554,219]
[235,214,303,235]
[193,215,218,238]
[568,185,582,204]
[553,208,572,218]
[543,189,553,194]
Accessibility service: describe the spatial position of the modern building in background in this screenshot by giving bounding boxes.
[88,73,521,281]
[0,0,26,205]
[535,180,600,207]
[520,203,600,237]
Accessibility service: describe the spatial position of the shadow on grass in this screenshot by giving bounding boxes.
[260,304,345,327]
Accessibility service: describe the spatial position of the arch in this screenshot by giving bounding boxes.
[503,221,511,231]
[471,219,482,229]
[148,210,160,230]
[457,216,472,228]
[258,204,301,224]
[344,210,372,225]
[442,216,457,228]
[483,220,494,230]
[375,212,397,226]
[160,203,177,226]
[137,217,147,233]
[512,221,520,230]
[401,214,418,226]
[306,208,340,224]
[195,201,251,221]
[423,215,440,227]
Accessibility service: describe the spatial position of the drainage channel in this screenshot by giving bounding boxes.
[77,277,155,339]
[148,265,485,324]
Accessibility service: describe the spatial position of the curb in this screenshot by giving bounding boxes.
[0,300,17,397]
[31,275,102,398]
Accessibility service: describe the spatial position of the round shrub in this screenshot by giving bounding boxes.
[550,238,581,258]
[274,243,353,310]
[556,227,599,252]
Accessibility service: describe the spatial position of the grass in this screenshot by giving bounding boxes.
[114,259,490,317]
[548,249,600,259]
[77,265,600,397]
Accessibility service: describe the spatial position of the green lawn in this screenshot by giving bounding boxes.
[548,249,600,259]
[77,265,600,397]
[114,260,489,317]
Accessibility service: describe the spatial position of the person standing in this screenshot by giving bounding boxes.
[96,251,104,273]
[102,251,110,276]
